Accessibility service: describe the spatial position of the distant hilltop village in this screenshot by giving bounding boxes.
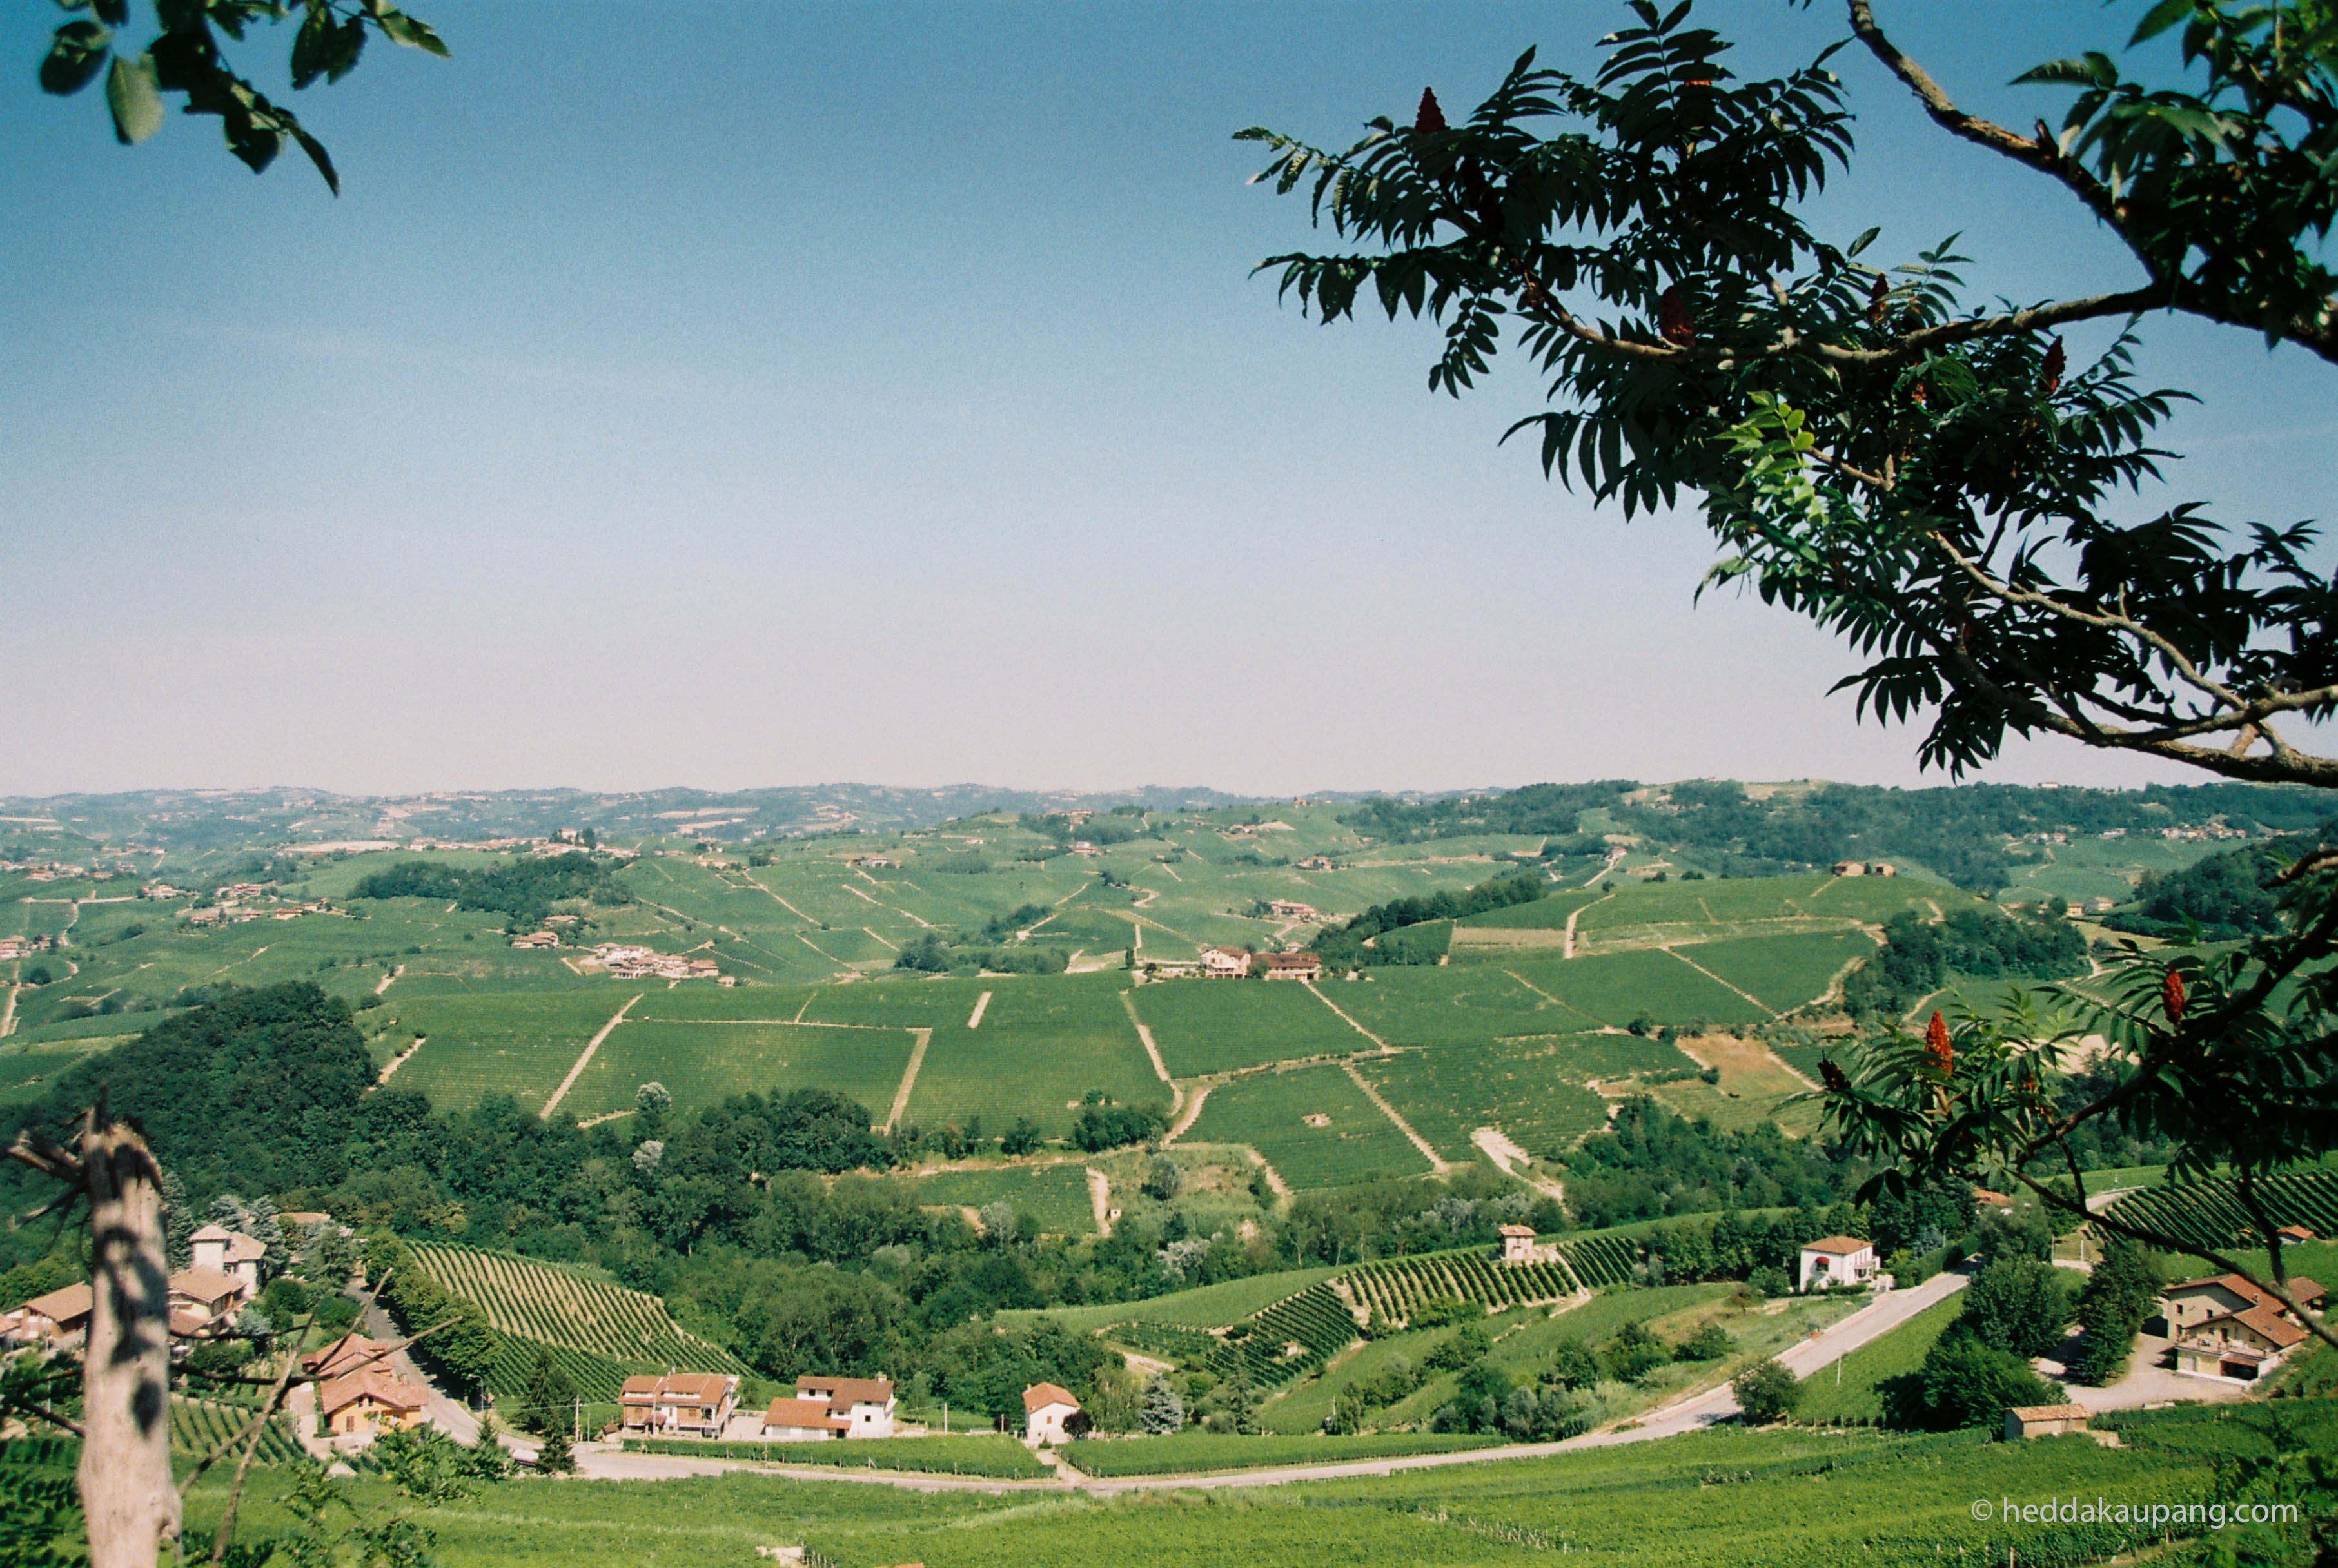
[507,934,727,983]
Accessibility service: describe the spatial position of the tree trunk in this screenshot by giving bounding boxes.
[78,1122,179,1568]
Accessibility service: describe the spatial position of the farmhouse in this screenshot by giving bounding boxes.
[1796,1236,1880,1293]
[1022,1382,1082,1445]
[1296,856,1335,871]
[509,931,560,949]
[1266,900,1319,920]
[8,1282,93,1344]
[2005,1404,2091,1441]
[1261,952,1322,982]
[168,1266,251,1323]
[793,1374,897,1438]
[1201,946,1252,979]
[761,1398,849,1440]
[190,1224,268,1291]
[618,1371,741,1436]
[1497,1224,1537,1264]
[2159,1273,2325,1380]
[318,1369,432,1436]
[1829,861,1866,877]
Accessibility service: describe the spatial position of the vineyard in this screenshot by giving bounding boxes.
[621,1434,1049,1478]
[1063,1429,1504,1477]
[170,1396,305,1466]
[2101,1169,2338,1253]
[412,1242,749,1403]
[1215,1282,1361,1386]
[1342,1246,1584,1326]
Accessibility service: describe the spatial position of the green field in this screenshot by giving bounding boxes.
[178,1406,2302,1568]
[1680,930,1875,1013]
[905,974,1167,1137]
[562,1019,917,1122]
[1352,1039,1613,1164]
[909,1161,1099,1235]
[1064,1430,1503,1476]
[388,990,643,1113]
[1183,1063,1433,1188]
[1322,968,1580,1047]
[622,1434,1046,1478]
[1130,981,1370,1075]
[1500,950,1769,1028]
[1792,1292,1965,1426]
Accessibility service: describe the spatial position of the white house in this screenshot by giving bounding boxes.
[1497,1224,1537,1264]
[761,1397,849,1440]
[2160,1273,2325,1381]
[794,1374,896,1438]
[167,1267,251,1324]
[1797,1235,1879,1293]
[1201,946,1252,979]
[2005,1404,2091,1441]
[1022,1382,1081,1446]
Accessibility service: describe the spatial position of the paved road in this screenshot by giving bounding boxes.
[565,1274,1974,1495]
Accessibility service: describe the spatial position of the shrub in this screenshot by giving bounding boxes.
[1732,1358,1798,1425]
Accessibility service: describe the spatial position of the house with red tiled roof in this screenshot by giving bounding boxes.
[319,1369,431,1436]
[6,1282,93,1344]
[2161,1273,2326,1381]
[1796,1236,1878,1293]
[167,1267,250,1324]
[618,1371,740,1436]
[302,1333,392,1382]
[794,1374,897,1438]
[1022,1382,1081,1446]
[1262,951,1322,982]
[760,1397,850,1440]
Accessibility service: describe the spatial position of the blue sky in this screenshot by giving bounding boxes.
[1,1,2328,798]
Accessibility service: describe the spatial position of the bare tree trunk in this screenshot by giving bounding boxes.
[78,1122,180,1568]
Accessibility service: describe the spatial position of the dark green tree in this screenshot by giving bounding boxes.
[1239,0,2338,1355]
[1731,1358,1799,1425]
[31,1,447,194]
[2068,1239,2164,1384]
[1958,1258,2073,1360]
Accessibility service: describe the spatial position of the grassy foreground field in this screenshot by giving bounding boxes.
[178,1400,2338,1568]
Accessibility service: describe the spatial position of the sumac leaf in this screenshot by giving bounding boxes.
[39,19,111,95]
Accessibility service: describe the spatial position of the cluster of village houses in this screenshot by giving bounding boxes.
[0,933,57,961]
[1141,946,1324,981]
[1,1204,2323,1455]
[2,1219,441,1440]
[505,932,727,982]
[616,1370,1087,1446]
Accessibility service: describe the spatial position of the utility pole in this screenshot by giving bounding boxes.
[573,1396,582,1444]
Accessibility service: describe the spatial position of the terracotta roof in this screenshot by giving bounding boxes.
[190,1224,235,1243]
[168,1268,244,1306]
[796,1375,894,1411]
[223,1235,268,1264]
[618,1376,664,1402]
[1022,1382,1079,1414]
[656,1372,735,1403]
[167,1309,212,1338]
[22,1282,93,1325]
[2166,1274,2324,1313]
[2008,1404,2090,1422]
[1497,1224,1536,1237]
[2214,1304,2308,1349]
[1802,1236,1871,1255]
[319,1369,429,1416]
[764,1398,850,1430]
[1264,952,1321,969]
[302,1333,389,1379]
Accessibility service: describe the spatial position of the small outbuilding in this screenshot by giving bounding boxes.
[2005,1404,2090,1442]
[1497,1224,1537,1264]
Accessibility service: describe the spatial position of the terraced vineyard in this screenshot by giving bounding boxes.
[1343,1247,1582,1326]
[2103,1168,2338,1253]
[412,1242,749,1399]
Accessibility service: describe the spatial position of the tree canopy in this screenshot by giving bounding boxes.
[1241,0,2338,1351]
